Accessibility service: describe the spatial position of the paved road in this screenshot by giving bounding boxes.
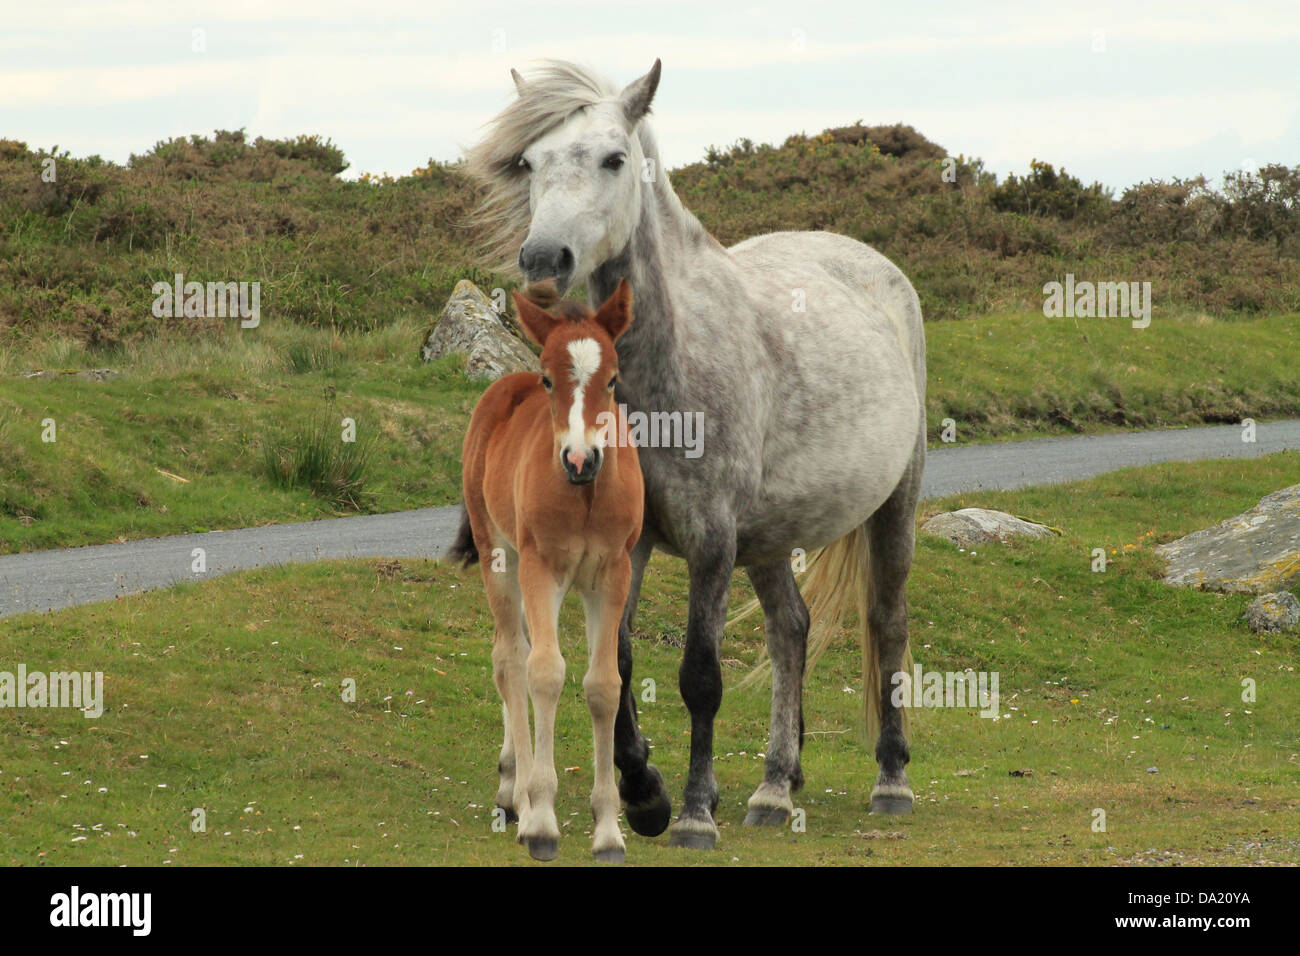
[2,420,1297,620]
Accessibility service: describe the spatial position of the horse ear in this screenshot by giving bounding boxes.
[513,291,559,346]
[594,279,634,341]
[617,59,661,127]
[510,68,526,95]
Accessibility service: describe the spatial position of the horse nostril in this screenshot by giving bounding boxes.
[520,242,574,284]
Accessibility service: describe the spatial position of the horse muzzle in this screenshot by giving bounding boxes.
[519,239,575,293]
[562,445,602,485]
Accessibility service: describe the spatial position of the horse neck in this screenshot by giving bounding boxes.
[588,156,706,404]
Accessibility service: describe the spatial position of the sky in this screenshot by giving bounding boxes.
[2,0,1298,192]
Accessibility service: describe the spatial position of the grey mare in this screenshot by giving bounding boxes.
[467,60,926,849]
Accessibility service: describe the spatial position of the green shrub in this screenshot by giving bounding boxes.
[1221,163,1300,246]
[990,159,1111,221]
[1106,177,1220,245]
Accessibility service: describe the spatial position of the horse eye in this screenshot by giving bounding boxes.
[517,156,531,171]
[541,375,552,390]
[602,153,625,171]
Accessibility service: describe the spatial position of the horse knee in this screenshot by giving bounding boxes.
[868,598,908,644]
[527,649,565,699]
[583,672,620,719]
[678,651,721,716]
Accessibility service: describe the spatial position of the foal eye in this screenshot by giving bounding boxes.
[607,375,618,389]
[541,375,552,390]
[602,153,625,171]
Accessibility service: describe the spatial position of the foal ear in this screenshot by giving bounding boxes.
[512,291,560,346]
[617,59,661,127]
[594,279,634,341]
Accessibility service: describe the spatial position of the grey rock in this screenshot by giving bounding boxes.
[1243,591,1299,633]
[421,279,538,381]
[20,368,121,381]
[920,508,1057,548]
[1156,484,1300,594]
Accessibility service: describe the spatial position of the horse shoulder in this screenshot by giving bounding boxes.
[467,374,546,547]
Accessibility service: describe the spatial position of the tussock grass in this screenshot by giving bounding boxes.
[262,418,372,510]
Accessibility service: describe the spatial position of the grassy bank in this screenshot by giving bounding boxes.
[2,454,1296,866]
[926,311,1300,441]
[2,310,1298,553]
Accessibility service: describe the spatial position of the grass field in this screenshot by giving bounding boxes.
[2,454,1296,866]
[2,310,1297,554]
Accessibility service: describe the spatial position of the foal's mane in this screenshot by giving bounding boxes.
[465,61,621,272]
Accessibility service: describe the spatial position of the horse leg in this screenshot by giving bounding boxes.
[668,537,736,850]
[743,560,809,826]
[866,447,923,815]
[494,703,518,823]
[614,532,672,837]
[485,550,532,826]
[518,549,566,860]
[581,556,631,863]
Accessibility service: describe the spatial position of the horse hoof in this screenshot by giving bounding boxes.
[623,766,672,837]
[592,847,625,864]
[743,806,790,827]
[526,837,559,861]
[668,818,718,850]
[869,792,914,815]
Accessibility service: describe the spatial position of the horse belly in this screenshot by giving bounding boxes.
[736,400,919,565]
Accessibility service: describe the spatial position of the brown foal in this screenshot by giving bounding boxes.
[457,279,641,862]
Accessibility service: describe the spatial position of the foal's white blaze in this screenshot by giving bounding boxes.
[565,338,602,465]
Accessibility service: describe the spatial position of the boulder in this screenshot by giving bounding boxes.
[421,280,538,380]
[920,508,1057,548]
[1156,485,1300,594]
[1242,591,1299,633]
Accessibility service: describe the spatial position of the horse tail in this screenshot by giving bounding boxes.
[446,504,479,568]
[734,525,900,737]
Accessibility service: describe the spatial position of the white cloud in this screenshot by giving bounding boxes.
[3,1,1295,189]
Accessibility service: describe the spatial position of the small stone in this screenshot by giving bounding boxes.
[19,368,121,381]
[1243,591,1300,633]
[1146,767,1159,774]
[921,509,1057,548]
